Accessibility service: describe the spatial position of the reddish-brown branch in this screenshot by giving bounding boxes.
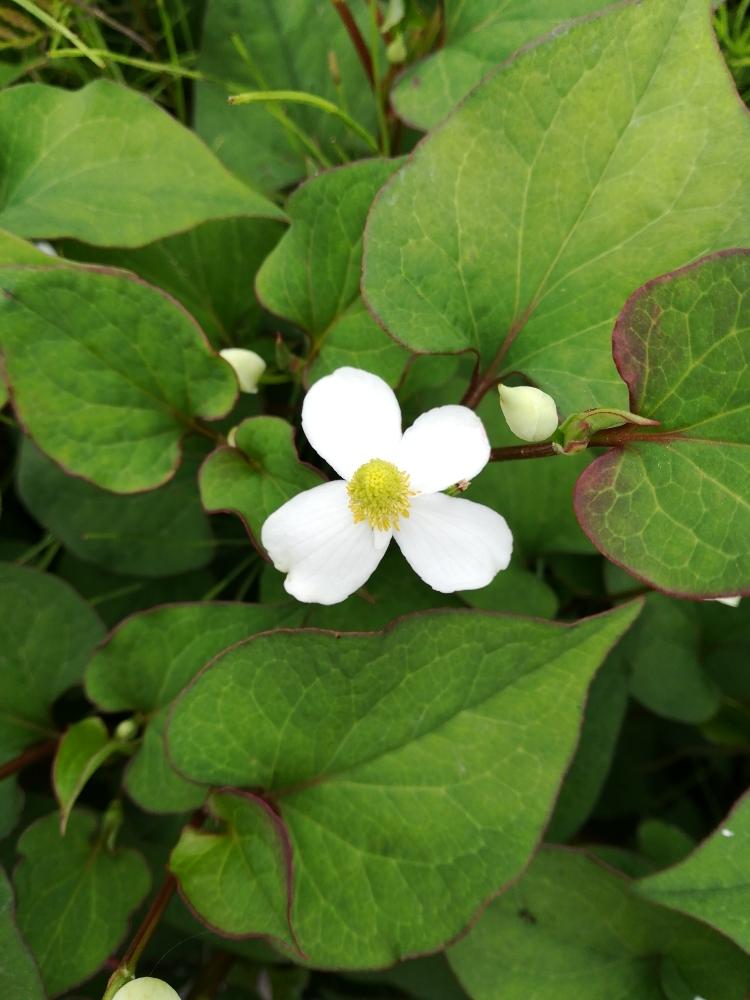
[489,442,559,462]
[121,873,177,971]
[329,0,374,85]
[0,738,57,781]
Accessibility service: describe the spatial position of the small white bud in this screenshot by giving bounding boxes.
[711,596,741,607]
[114,978,181,1000]
[219,348,266,394]
[498,384,558,442]
[114,718,137,741]
[227,425,239,448]
[34,240,57,257]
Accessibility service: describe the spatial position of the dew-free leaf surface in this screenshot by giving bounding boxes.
[364,0,750,412]
[86,602,304,812]
[13,811,150,997]
[0,266,237,493]
[0,868,44,1000]
[167,604,640,966]
[52,717,121,833]
[0,563,104,763]
[199,416,324,546]
[447,847,750,999]
[638,791,750,954]
[575,251,750,596]
[0,81,283,246]
[392,0,608,131]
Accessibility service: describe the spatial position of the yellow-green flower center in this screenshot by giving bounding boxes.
[347,458,413,532]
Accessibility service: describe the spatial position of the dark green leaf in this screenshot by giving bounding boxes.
[13,810,150,997]
[0,563,104,762]
[0,266,237,493]
[0,868,44,1000]
[0,81,283,246]
[167,604,640,966]
[17,437,215,577]
[576,250,750,596]
[447,847,750,998]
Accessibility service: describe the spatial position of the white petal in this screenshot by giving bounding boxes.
[709,595,742,607]
[261,481,391,605]
[219,348,266,394]
[398,405,490,494]
[302,367,402,480]
[394,493,512,593]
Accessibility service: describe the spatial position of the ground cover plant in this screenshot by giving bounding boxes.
[1,1,750,998]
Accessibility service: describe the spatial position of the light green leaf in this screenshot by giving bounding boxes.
[0,868,44,1000]
[256,159,408,386]
[170,790,297,952]
[53,718,123,834]
[0,265,237,493]
[0,563,104,763]
[166,604,640,966]
[364,0,750,412]
[199,416,324,547]
[17,438,215,578]
[60,217,284,348]
[392,0,607,131]
[0,80,283,247]
[13,810,150,997]
[575,250,750,596]
[196,1,378,192]
[0,230,69,267]
[447,847,750,999]
[85,602,304,813]
[638,791,750,953]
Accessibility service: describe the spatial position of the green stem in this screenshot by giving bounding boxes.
[228,90,380,153]
[369,0,390,155]
[14,0,106,67]
[15,533,55,567]
[201,554,257,601]
[156,0,187,121]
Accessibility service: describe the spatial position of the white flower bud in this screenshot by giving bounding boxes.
[114,978,181,1000]
[227,425,239,448]
[219,348,266,394]
[498,384,558,442]
[34,240,57,257]
[711,596,741,607]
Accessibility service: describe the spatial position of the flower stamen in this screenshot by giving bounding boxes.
[347,458,413,532]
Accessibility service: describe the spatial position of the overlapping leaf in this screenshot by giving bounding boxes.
[0,265,237,493]
[0,869,44,1000]
[256,159,408,385]
[392,0,607,131]
[167,604,640,966]
[199,416,324,547]
[13,811,150,997]
[575,251,750,596]
[447,847,750,998]
[364,0,750,412]
[0,81,283,246]
[0,563,103,763]
[86,602,304,812]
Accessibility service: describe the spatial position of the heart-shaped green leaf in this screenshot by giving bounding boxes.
[0,265,237,493]
[0,563,104,763]
[364,0,750,412]
[166,604,640,966]
[13,810,150,997]
[53,717,124,834]
[575,250,750,597]
[0,81,284,246]
[85,602,304,813]
[0,868,44,1000]
[447,847,750,998]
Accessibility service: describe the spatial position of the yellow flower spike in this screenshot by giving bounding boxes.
[347,458,413,532]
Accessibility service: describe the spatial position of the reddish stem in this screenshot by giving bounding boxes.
[330,0,374,85]
[489,442,558,462]
[121,873,177,971]
[0,738,57,781]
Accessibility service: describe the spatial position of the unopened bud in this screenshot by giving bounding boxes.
[114,718,137,741]
[114,977,180,1000]
[34,240,57,257]
[227,425,239,448]
[498,384,558,442]
[219,348,266,394]
[711,596,741,607]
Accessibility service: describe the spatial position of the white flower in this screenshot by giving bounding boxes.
[114,978,181,1000]
[219,348,266,394]
[498,383,558,442]
[261,367,512,605]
